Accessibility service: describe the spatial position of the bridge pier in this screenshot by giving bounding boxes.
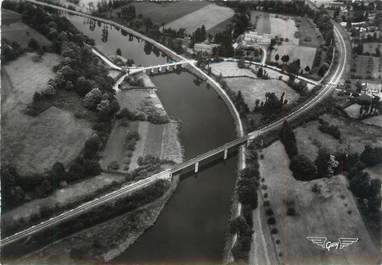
[246,138,251,147]
[167,65,170,71]
[194,161,199,173]
[223,148,228,160]
[159,66,163,72]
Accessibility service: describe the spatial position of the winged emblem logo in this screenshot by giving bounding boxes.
[306,237,359,251]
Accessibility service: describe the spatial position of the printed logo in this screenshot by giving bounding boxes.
[306,237,359,251]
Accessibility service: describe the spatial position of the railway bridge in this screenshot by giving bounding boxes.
[1,0,347,250]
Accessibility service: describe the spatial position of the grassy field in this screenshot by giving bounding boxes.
[2,107,93,176]
[2,9,21,25]
[295,114,382,162]
[362,115,382,128]
[251,11,299,45]
[164,4,234,34]
[1,53,93,176]
[129,120,183,171]
[207,17,233,34]
[352,55,382,79]
[294,17,323,48]
[130,1,209,25]
[21,178,176,264]
[225,77,299,110]
[270,45,317,70]
[251,11,270,34]
[99,120,139,171]
[258,140,379,265]
[210,62,257,78]
[100,118,182,172]
[344,103,361,119]
[117,88,168,121]
[2,21,51,48]
[2,52,59,113]
[2,172,127,234]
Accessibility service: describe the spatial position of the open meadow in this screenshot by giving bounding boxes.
[295,113,382,162]
[270,45,317,71]
[225,77,299,110]
[2,22,51,48]
[344,103,362,119]
[250,11,299,45]
[1,53,93,176]
[294,16,323,48]
[210,61,257,78]
[101,119,183,173]
[117,88,168,121]
[131,1,209,25]
[164,4,234,35]
[352,55,382,79]
[362,115,382,128]
[2,53,59,114]
[2,9,21,25]
[1,172,127,235]
[258,141,379,265]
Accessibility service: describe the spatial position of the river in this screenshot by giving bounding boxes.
[67,14,238,264]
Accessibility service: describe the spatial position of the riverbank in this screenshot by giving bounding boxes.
[21,177,180,264]
[43,70,185,262]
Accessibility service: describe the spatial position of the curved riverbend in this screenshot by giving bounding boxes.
[59,9,244,265]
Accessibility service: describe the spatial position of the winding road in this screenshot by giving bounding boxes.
[1,3,349,264]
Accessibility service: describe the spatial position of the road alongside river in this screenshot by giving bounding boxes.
[66,13,240,264]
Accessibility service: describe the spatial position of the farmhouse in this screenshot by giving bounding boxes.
[362,81,382,97]
[239,31,272,46]
[193,42,220,55]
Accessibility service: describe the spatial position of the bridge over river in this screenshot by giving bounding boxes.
[0,0,348,256]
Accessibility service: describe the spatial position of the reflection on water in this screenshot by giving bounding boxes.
[66,14,167,66]
[66,14,238,264]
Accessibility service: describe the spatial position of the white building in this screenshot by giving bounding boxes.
[193,43,220,55]
[240,31,272,46]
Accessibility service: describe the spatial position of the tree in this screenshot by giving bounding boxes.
[275,54,280,62]
[230,216,250,235]
[237,177,258,209]
[51,162,67,184]
[315,148,331,178]
[290,155,317,181]
[28,38,40,50]
[257,67,264,78]
[318,63,329,77]
[360,145,382,167]
[83,88,102,109]
[279,120,298,158]
[76,76,92,96]
[281,54,290,64]
[116,48,122,56]
[376,48,381,57]
[84,134,101,159]
[288,59,301,75]
[83,159,102,177]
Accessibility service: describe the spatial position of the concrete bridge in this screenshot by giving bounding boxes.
[91,47,195,76]
[124,60,197,75]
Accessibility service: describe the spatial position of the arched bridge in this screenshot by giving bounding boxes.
[92,47,195,75]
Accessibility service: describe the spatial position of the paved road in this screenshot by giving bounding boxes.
[1,0,348,254]
[1,170,171,247]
